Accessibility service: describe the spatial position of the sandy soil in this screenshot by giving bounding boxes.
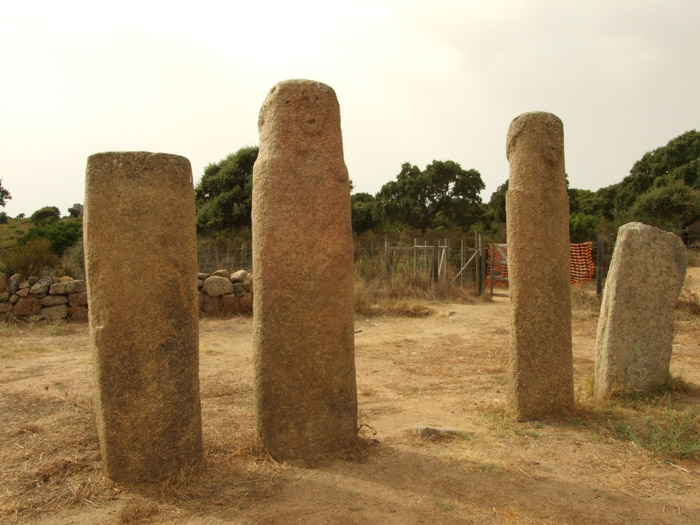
[2,271,700,524]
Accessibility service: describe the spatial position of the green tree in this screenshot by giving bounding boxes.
[377,160,485,233]
[30,206,60,226]
[569,213,598,242]
[485,180,508,224]
[628,182,700,235]
[615,130,700,214]
[195,146,258,234]
[0,179,10,208]
[351,192,380,234]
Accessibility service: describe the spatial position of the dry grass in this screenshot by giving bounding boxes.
[354,264,481,317]
[0,391,114,520]
[570,285,600,312]
[0,360,290,522]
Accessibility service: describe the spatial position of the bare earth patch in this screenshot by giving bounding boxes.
[2,271,700,523]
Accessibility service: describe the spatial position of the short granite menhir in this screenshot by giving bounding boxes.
[505,112,574,420]
[595,222,686,398]
[252,80,358,460]
[84,152,202,482]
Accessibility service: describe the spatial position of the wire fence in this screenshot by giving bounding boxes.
[197,232,700,286]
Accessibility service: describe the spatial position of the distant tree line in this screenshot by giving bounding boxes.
[194,147,487,236]
[484,130,700,242]
[5,128,695,268]
[193,130,700,243]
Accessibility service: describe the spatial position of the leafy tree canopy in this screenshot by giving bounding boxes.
[628,182,700,235]
[485,180,508,224]
[615,130,700,213]
[30,206,60,226]
[351,192,380,234]
[569,213,598,243]
[377,160,485,233]
[0,179,10,208]
[195,146,258,234]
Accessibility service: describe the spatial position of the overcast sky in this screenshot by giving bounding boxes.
[1,0,698,217]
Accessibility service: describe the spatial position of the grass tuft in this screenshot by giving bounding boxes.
[606,408,700,459]
[572,373,700,460]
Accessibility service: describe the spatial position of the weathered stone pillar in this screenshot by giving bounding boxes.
[506,112,574,420]
[84,152,202,482]
[252,79,357,460]
[595,222,686,398]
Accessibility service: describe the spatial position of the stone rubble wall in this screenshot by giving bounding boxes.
[198,269,253,317]
[0,268,252,321]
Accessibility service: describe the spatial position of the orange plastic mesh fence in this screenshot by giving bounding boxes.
[569,241,595,284]
[487,245,509,287]
[486,242,595,287]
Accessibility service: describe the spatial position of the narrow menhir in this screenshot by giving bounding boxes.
[84,152,202,481]
[252,79,358,460]
[506,112,574,420]
[595,222,686,398]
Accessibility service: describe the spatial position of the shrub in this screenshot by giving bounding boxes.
[1,238,60,276]
[21,219,82,256]
[61,239,85,278]
[30,206,61,226]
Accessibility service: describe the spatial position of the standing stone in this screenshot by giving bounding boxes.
[84,152,202,482]
[595,222,686,397]
[252,79,357,460]
[506,112,574,420]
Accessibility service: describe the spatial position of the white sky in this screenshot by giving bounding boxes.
[1,0,698,217]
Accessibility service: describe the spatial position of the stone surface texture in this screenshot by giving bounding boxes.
[594,222,686,397]
[252,79,357,460]
[505,111,574,420]
[202,275,234,297]
[84,151,202,482]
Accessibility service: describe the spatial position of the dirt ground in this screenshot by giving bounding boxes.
[2,270,700,524]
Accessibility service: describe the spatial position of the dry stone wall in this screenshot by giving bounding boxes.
[0,269,252,321]
[0,273,88,321]
[198,269,253,317]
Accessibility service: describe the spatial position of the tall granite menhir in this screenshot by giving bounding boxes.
[506,112,574,420]
[252,79,357,460]
[595,222,686,398]
[84,152,202,482]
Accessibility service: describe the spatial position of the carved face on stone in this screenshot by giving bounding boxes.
[258,80,335,152]
[506,112,564,167]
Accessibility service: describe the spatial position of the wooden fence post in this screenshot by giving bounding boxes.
[413,237,417,274]
[432,244,439,282]
[489,242,494,298]
[596,235,604,297]
[384,237,391,275]
[460,238,465,289]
